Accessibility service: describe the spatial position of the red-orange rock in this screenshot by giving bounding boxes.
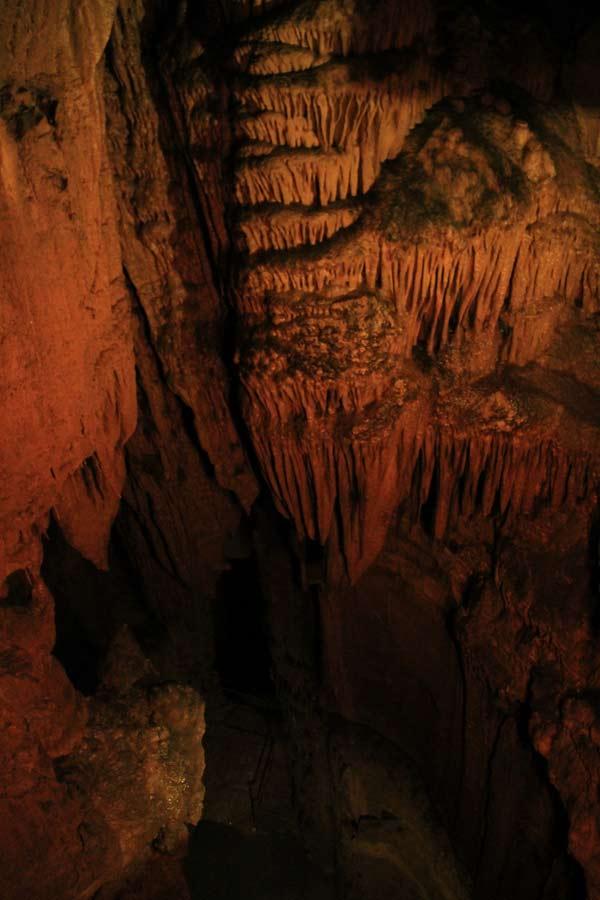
[0,1,136,581]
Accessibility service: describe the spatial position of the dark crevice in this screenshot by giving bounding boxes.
[214,523,275,698]
[41,513,166,696]
[41,517,106,695]
[474,713,509,885]
[517,688,589,899]
[1,569,33,608]
[445,604,468,834]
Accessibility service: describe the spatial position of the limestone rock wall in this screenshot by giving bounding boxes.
[223,3,600,896]
[0,0,136,579]
[0,1,221,896]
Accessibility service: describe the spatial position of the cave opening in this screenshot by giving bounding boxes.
[41,518,107,695]
[214,526,274,699]
[40,514,163,696]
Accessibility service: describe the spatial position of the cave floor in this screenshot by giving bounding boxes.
[185,821,331,900]
[184,691,332,899]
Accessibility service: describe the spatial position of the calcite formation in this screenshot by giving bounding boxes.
[230,3,600,896]
[234,18,599,583]
[0,0,599,898]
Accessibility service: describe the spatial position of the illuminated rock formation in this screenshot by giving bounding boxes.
[0,0,136,579]
[0,0,598,898]
[225,5,600,897]
[0,2,214,896]
[236,80,600,582]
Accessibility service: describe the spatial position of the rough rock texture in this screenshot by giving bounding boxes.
[0,1,224,896]
[61,676,205,874]
[319,504,596,898]
[0,1,599,899]
[0,4,134,896]
[103,0,257,510]
[0,574,205,900]
[0,572,90,898]
[0,0,136,578]
[224,3,600,897]
[235,46,600,582]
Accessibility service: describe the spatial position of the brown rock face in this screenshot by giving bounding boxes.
[0,0,136,578]
[0,569,206,900]
[62,678,205,874]
[0,2,217,896]
[0,1,599,899]
[227,3,599,896]
[234,43,599,582]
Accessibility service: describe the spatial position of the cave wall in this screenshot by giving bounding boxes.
[321,511,594,898]
[0,2,226,896]
[0,0,599,898]
[227,3,600,893]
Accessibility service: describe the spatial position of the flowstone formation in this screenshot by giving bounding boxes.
[232,3,599,583]
[228,4,600,894]
[0,1,599,899]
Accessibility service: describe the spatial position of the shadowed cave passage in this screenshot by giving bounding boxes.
[41,519,116,695]
[214,537,274,698]
[34,501,590,900]
[185,822,331,900]
[40,516,163,695]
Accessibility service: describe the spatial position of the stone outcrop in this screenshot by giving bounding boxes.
[0,572,205,900]
[62,676,205,878]
[0,4,135,895]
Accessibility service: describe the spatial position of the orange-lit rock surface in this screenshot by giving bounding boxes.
[0,1,215,896]
[103,0,257,511]
[0,0,136,579]
[0,4,134,895]
[1,585,205,900]
[233,24,600,584]
[0,0,599,898]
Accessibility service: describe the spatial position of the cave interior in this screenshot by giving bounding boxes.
[0,0,599,898]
